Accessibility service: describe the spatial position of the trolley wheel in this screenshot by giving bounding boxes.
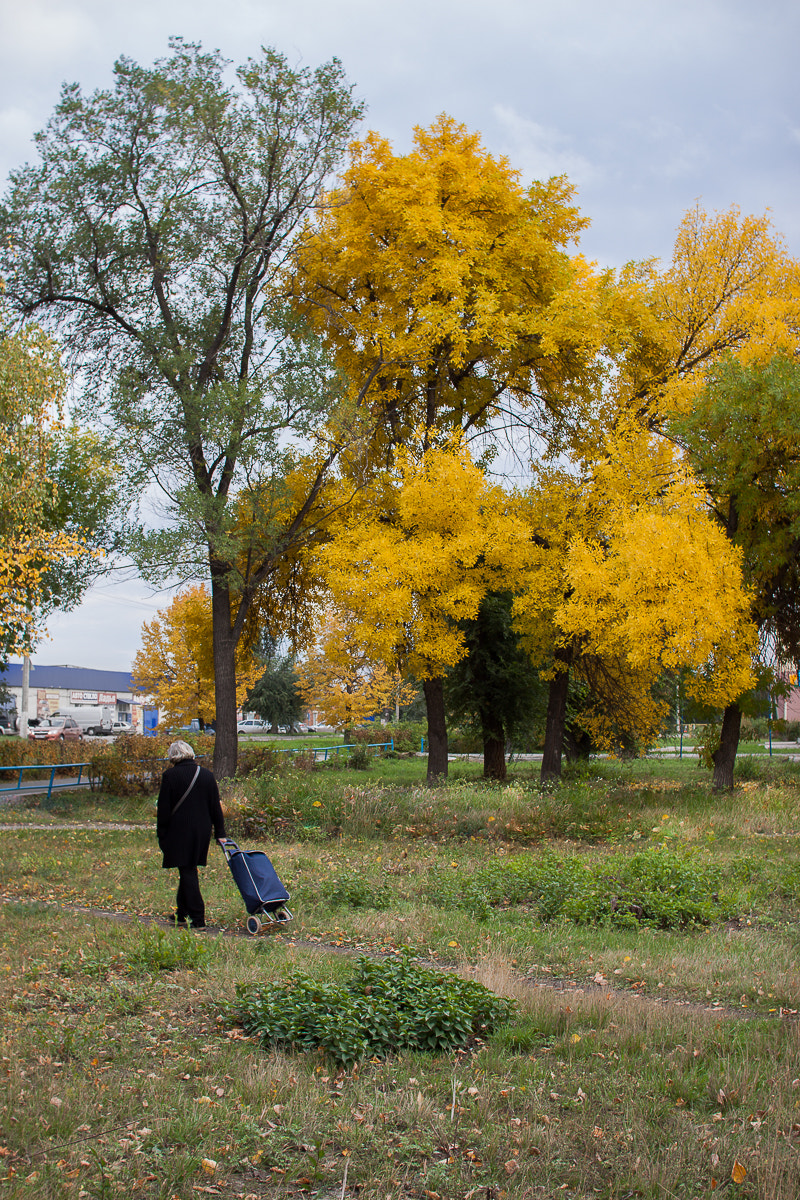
[245,915,262,936]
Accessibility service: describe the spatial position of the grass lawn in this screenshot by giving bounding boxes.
[1,753,800,1198]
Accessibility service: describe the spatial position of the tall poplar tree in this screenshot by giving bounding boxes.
[0,40,363,776]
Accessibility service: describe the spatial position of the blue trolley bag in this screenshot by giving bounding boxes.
[219,838,293,936]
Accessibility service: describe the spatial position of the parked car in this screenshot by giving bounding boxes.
[237,719,266,734]
[171,719,214,736]
[28,716,83,742]
[109,721,133,736]
[0,711,16,735]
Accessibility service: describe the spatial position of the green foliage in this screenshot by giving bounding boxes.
[428,846,729,929]
[127,926,212,974]
[348,744,372,770]
[0,40,364,778]
[740,717,800,743]
[246,641,304,729]
[696,722,720,770]
[234,953,515,1066]
[321,869,394,910]
[445,590,548,762]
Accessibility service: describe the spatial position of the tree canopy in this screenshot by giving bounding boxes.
[132,585,259,729]
[0,309,117,663]
[292,115,622,460]
[0,39,364,775]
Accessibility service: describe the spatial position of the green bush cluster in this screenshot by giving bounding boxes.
[740,717,800,743]
[429,845,728,928]
[234,954,515,1067]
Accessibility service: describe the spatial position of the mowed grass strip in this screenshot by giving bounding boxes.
[2,756,800,1197]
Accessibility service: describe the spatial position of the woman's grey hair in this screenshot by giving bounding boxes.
[168,739,196,763]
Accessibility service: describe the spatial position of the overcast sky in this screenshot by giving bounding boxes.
[3,0,798,671]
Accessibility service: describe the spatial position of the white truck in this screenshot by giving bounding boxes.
[53,706,115,735]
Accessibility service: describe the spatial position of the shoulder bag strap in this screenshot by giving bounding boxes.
[171,764,201,816]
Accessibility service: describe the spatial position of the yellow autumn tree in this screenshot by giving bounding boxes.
[320,438,529,778]
[291,117,625,774]
[620,205,800,419]
[132,585,261,729]
[613,205,800,788]
[512,418,756,777]
[293,117,624,456]
[0,313,93,660]
[297,605,416,738]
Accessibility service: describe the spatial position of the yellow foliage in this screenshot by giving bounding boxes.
[297,605,416,732]
[0,312,90,655]
[513,418,756,728]
[621,205,800,416]
[321,438,527,680]
[292,116,614,451]
[131,585,261,727]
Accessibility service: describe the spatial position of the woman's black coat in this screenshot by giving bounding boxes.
[157,759,226,869]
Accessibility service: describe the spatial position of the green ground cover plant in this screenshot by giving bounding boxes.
[235,953,515,1065]
[2,755,800,1197]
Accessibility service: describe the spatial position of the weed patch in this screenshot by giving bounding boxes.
[234,953,515,1066]
[428,845,730,928]
[126,925,213,974]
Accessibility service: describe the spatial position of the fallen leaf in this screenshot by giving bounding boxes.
[731,1161,747,1184]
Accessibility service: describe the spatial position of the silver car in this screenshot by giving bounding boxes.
[237,719,266,734]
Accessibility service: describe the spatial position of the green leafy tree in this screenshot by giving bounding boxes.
[673,355,800,789]
[246,641,304,732]
[445,591,547,779]
[0,40,363,776]
[0,308,120,663]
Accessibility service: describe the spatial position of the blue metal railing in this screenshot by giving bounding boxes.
[1,741,397,802]
[270,740,394,762]
[0,761,92,800]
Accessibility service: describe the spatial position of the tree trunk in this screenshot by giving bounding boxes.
[712,701,742,792]
[483,727,507,780]
[423,676,448,782]
[211,576,238,780]
[541,666,569,783]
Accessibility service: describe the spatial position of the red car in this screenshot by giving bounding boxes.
[28,716,83,743]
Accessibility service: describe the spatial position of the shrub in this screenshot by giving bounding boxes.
[234,953,515,1067]
[0,737,88,776]
[384,722,427,753]
[348,744,371,770]
[89,733,214,795]
[428,845,729,929]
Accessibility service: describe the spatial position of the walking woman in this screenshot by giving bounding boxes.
[157,740,226,929]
